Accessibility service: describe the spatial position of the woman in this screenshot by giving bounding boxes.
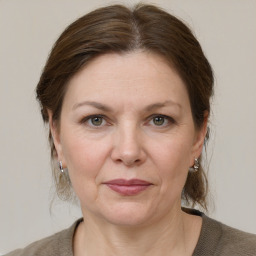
[6,3,256,256]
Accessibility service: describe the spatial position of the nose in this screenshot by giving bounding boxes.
[110,124,146,166]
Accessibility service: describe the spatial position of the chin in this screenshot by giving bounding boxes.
[99,201,155,227]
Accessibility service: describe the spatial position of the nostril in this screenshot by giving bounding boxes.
[113,153,142,166]
[110,129,147,166]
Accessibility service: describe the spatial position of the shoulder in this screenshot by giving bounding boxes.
[4,232,61,256]
[194,213,256,256]
[217,220,256,255]
[4,219,82,256]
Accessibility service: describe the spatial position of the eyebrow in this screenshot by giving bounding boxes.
[145,100,181,111]
[72,100,181,112]
[72,101,113,111]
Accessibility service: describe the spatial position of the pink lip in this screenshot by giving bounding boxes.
[103,179,152,196]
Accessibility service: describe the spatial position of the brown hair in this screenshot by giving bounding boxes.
[36,4,214,209]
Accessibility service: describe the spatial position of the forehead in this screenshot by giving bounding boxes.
[63,51,190,110]
[73,51,178,83]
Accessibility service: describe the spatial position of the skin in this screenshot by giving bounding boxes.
[49,51,208,255]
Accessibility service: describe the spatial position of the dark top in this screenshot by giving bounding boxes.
[5,210,256,256]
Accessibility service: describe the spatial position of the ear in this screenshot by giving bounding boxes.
[48,110,67,168]
[190,111,209,166]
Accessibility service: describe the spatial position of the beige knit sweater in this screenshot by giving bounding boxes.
[5,211,256,256]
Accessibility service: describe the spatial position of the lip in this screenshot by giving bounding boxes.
[103,179,152,196]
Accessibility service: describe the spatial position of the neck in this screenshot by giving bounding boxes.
[74,207,202,256]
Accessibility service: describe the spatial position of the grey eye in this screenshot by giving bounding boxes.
[153,116,165,126]
[90,117,103,126]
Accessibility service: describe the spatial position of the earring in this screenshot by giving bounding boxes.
[58,161,64,173]
[189,158,199,173]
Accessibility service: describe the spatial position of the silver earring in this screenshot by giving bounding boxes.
[189,158,199,173]
[58,161,64,173]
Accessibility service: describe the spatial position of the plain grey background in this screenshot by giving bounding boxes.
[1,0,256,253]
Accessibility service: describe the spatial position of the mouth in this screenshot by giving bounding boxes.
[103,179,153,196]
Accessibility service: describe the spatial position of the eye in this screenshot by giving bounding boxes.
[90,116,104,126]
[153,116,165,126]
[148,115,175,127]
[81,115,107,127]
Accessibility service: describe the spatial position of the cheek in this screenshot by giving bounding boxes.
[149,135,192,188]
[61,127,110,167]
[60,130,111,195]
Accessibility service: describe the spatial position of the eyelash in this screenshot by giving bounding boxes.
[147,114,176,127]
[80,114,176,128]
[80,114,108,128]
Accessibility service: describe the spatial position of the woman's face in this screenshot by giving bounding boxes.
[51,52,206,226]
